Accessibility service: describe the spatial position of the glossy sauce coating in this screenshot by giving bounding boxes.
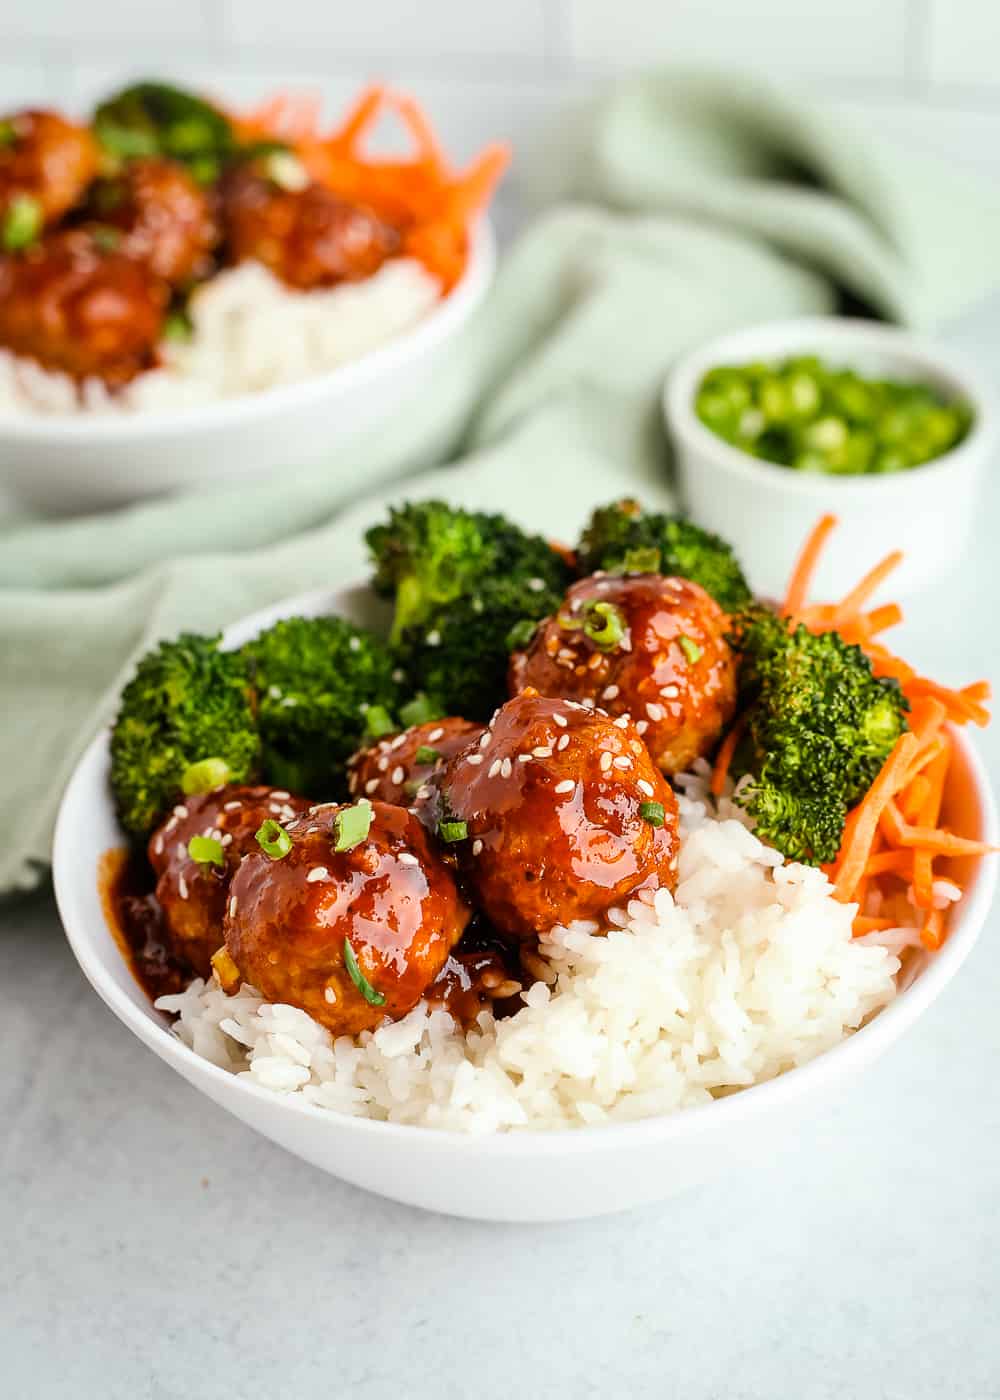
[221,168,399,290]
[0,109,99,224]
[224,801,470,1036]
[347,716,485,809]
[510,573,737,775]
[85,157,219,286]
[148,784,310,978]
[435,690,680,938]
[0,230,167,384]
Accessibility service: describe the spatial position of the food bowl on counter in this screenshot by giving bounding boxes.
[664,318,998,599]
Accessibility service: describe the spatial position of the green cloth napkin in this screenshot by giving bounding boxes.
[4,70,1000,895]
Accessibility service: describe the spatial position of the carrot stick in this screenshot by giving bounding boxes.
[782,514,838,618]
[833,550,904,623]
[901,774,932,823]
[330,84,386,151]
[833,733,919,902]
[853,916,896,936]
[911,737,951,908]
[878,799,909,846]
[393,93,449,175]
[895,827,998,857]
[710,718,746,797]
[863,603,904,636]
[920,908,945,952]
[865,850,913,877]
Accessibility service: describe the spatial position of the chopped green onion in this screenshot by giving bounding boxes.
[90,225,121,253]
[678,634,703,664]
[363,704,396,740]
[414,745,440,766]
[639,801,666,828]
[557,611,582,630]
[399,693,443,728]
[162,309,193,343]
[506,618,539,651]
[256,818,292,860]
[181,756,231,795]
[334,799,373,852]
[403,778,424,798]
[188,153,220,186]
[188,834,224,867]
[2,194,42,252]
[438,820,468,843]
[582,600,626,652]
[0,121,17,148]
[343,936,386,1007]
[620,546,661,574]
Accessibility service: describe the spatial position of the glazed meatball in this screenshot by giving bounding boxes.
[0,230,167,384]
[0,109,98,226]
[221,166,399,290]
[434,690,680,939]
[347,717,485,807]
[85,157,219,286]
[224,801,470,1036]
[510,574,737,775]
[149,785,310,978]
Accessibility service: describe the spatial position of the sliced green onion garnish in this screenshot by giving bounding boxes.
[506,618,539,651]
[582,601,626,652]
[334,799,373,852]
[403,778,424,798]
[343,936,386,1007]
[181,756,231,795]
[0,121,16,148]
[639,801,666,828]
[256,818,292,859]
[91,225,121,253]
[399,692,443,728]
[188,834,224,867]
[414,745,440,766]
[678,634,703,664]
[363,704,396,739]
[620,546,661,574]
[2,194,42,252]
[438,820,468,843]
[162,310,193,343]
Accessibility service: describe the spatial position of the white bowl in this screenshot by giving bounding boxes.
[0,221,494,514]
[52,581,999,1222]
[664,317,999,600]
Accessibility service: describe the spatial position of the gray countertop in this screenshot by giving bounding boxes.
[4,306,1000,1400]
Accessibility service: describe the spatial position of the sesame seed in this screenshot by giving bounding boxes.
[176,842,186,860]
[554,780,574,794]
[426,629,441,647]
[533,746,552,758]
[307,866,329,883]
[427,727,445,743]
[662,685,680,699]
[553,713,568,727]
[500,757,512,779]
[638,779,655,796]
[479,732,490,748]
[269,804,283,815]
[173,804,188,819]
[307,826,319,834]
[365,779,380,795]
[348,636,361,653]
[614,756,632,770]
[488,759,502,778]
[324,987,337,1004]
[582,698,596,710]
[602,684,620,700]
[466,753,483,766]
[527,577,545,592]
[391,766,405,785]
[178,874,188,900]
[600,751,613,772]
[377,756,389,772]
[398,852,419,867]
[635,720,649,735]
[630,740,643,755]
[646,703,665,722]
[390,735,406,751]
[271,789,290,800]
[228,895,238,917]
[223,800,242,812]
[221,833,233,846]
[415,785,432,801]
[472,839,483,856]
[518,753,532,763]
[163,816,178,835]
[619,637,632,652]
[613,715,629,729]
[587,653,603,671]
[557,734,570,751]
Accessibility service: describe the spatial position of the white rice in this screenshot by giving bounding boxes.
[156,768,902,1134]
[0,257,441,417]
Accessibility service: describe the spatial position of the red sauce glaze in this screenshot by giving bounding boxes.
[509,573,737,775]
[98,848,193,1002]
[0,109,98,224]
[435,690,680,938]
[148,784,311,979]
[85,157,219,286]
[224,801,471,1036]
[347,716,485,809]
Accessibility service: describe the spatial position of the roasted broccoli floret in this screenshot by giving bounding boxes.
[729,605,909,864]
[110,633,260,838]
[577,499,752,613]
[366,500,570,644]
[243,615,401,797]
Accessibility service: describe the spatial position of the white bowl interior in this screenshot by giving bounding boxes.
[52,581,999,1221]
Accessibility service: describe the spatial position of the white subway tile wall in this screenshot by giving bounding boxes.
[3,0,1000,183]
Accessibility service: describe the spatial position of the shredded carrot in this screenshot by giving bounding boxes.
[833,549,904,624]
[852,916,896,936]
[833,734,920,902]
[901,774,932,824]
[864,850,913,878]
[710,717,746,797]
[782,513,838,618]
[920,908,945,952]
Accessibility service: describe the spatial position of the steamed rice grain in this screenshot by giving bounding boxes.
[156,772,901,1133]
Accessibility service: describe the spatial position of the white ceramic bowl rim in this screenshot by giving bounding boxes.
[52,581,999,1156]
[665,316,999,498]
[1,219,494,441]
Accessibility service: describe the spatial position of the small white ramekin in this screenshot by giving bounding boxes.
[664,317,999,600]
